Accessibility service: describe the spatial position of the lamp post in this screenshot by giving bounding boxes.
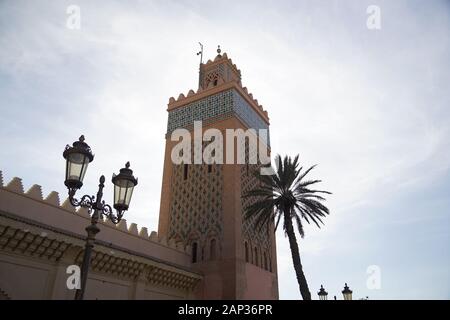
[63,135,138,300]
[318,285,328,300]
[342,283,353,300]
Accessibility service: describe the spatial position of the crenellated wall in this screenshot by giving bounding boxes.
[0,170,203,300]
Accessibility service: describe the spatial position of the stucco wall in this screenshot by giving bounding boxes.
[0,171,202,300]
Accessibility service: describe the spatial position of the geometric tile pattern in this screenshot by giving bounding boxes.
[167,89,270,147]
[167,161,223,258]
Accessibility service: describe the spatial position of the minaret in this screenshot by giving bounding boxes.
[158,47,278,299]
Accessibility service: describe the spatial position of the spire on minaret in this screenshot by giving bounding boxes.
[197,42,204,88]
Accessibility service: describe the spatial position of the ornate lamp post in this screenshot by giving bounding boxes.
[342,283,353,300]
[318,285,328,300]
[63,135,138,300]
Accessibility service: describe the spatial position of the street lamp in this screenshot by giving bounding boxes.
[342,283,353,300]
[318,285,328,300]
[63,135,138,300]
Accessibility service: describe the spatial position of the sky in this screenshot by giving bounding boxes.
[0,0,449,299]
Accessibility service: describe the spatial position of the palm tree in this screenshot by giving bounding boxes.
[243,155,331,300]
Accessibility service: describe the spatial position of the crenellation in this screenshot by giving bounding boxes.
[25,184,43,201]
[61,197,76,212]
[5,177,24,194]
[104,218,116,227]
[139,227,149,238]
[128,222,139,235]
[76,207,90,218]
[150,231,158,241]
[117,219,128,231]
[44,191,60,206]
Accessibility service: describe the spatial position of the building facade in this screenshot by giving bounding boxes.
[0,49,278,299]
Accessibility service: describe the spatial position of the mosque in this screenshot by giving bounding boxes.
[0,48,279,300]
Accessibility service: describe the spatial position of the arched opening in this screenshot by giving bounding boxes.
[263,252,268,270]
[210,239,216,260]
[254,247,258,266]
[183,164,188,180]
[192,242,198,263]
[244,242,249,263]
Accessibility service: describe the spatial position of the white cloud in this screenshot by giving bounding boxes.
[0,0,449,299]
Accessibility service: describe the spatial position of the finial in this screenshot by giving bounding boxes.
[125,161,130,168]
[79,135,85,142]
[217,45,221,55]
[197,42,203,64]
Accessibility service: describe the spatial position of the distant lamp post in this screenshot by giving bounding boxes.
[342,283,353,300]
[63,135,138,300]
[318,285,328,300]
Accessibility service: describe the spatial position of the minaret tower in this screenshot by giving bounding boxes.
[158,47,278,299]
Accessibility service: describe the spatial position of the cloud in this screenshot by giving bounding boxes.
[0,0,449,299]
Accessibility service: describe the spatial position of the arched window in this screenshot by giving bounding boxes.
[254,247,259,266]
[244,242,249,263]
[210,239,217,260]
[263,252,268,270]
[183,164,188,180]
[192,242,198,263]
[269,257,272,272]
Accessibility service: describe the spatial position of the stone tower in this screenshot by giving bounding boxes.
[158,48,278,299]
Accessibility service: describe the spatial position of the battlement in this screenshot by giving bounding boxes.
[0,170,191,256]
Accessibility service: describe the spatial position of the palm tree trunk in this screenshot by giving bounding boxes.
[284,210,312,300]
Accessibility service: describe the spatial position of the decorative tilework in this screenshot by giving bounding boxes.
[232,91,270,146]
[167,89,270,147]
[167,90,233,133]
